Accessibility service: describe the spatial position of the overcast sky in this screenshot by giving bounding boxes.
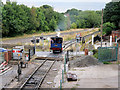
[2,0,112,12]
[2,0,112,3]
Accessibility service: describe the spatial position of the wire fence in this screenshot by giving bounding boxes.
[98,44,118,62]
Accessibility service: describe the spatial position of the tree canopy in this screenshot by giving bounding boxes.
[103,1,120,29]
[2,1,102,37]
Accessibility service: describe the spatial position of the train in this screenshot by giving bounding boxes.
[50,36,63,53]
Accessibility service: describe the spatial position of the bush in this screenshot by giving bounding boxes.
[93,49,98,59]
[103,22,116,35]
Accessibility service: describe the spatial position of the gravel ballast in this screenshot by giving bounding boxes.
[70,55,100,67]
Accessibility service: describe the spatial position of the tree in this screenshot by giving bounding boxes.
[103,22,116,35]
[64,9,101,29]
[0,0,3,36]
[103,2,120,29]
[2,2,31,36]
[29,7,39,31]
[49,17,57,31]
[65,8,81,16]
[71,22,77,29]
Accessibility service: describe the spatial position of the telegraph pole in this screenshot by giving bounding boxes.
[101,9,103,47]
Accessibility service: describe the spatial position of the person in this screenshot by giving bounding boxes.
[76,33,80,42]
[79,33,82,41]
[51,39,54,43]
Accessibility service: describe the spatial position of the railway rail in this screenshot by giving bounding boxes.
[17,30,100,89]
[63,30,100,50]
[19,58,56,90]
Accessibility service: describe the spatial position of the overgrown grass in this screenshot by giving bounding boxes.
[3,28,99,41]
[2,28,84,41]
[6,28,99,52]
[103,61,112,64]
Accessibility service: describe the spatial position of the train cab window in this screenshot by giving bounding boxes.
[51,37,63,44]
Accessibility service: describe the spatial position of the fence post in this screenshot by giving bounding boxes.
[29,49,30,61]
[33,47,35,55]
[98,47,100,62]
[64,54,66,73]
[67,50,69,62]
[60,80,62,90]
[118,44,119,62]
[116,43,118,61]
[62,69,64,83]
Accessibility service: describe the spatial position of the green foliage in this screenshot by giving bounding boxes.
[103,61,112,64]
[65,9,101,28]
[49,17,57,31]
[2,1,102,37]
[103,22,116,35]
[93,49,98,59]
[0,0,2,35]
[71,22,77,29]
[93,52,98,59]
[103,2,120,29]
[2,2,30,36]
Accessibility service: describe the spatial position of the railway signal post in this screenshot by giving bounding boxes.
[17,54,21,82]
[33,36,36,54]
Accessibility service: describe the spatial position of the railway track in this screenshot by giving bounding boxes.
[19,58,56,90]
[17,30,100,89]
[63,31,100,50]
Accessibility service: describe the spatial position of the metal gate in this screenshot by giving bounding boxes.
[28,47,35,60]
[98,45,118,62]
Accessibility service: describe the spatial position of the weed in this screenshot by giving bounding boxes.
[103,61,112,64]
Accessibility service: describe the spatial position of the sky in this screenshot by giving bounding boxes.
[2,0,112,12]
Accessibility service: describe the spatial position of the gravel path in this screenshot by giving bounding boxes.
[0,60,41,89]
[60,64,118,88]
[41,61,62,88]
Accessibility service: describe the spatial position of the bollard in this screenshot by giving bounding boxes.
[62,70,64,83]
[85,49,88,56]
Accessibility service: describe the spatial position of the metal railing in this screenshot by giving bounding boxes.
[98,44,118,62]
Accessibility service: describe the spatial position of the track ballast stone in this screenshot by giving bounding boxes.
[70,55,100,67]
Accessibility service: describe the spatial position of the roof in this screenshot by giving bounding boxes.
[51,36,63,39]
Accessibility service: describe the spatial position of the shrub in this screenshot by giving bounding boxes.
[103,22,116,35]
